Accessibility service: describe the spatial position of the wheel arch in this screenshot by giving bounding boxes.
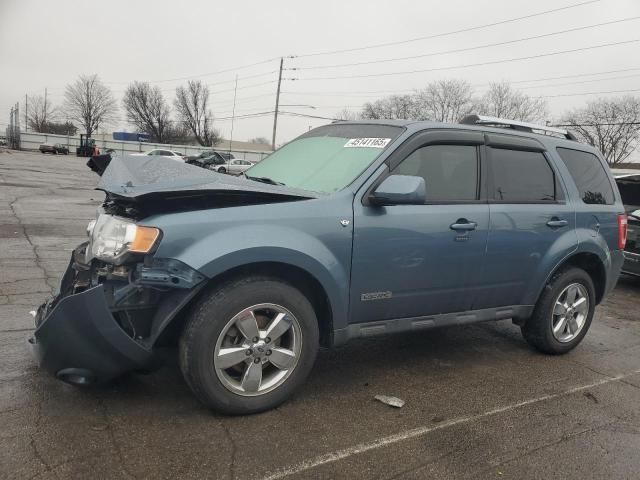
[155,261,335,348]
[541,251,607,305]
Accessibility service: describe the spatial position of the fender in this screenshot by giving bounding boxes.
[153,221,351,333]
[521,226,580,306]
[527,228,612,307]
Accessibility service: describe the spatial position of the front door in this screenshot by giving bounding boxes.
[350,134,489,324]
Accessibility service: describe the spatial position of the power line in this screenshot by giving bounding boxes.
[518,73,640,90]
[104,57,280,85]
[292,0,601,58]
[299,39,640,81]
[296,16,640,71]
[281,67,640,98]
[280,111,339,121]
[540,88,640,98]
[554,122,640,127]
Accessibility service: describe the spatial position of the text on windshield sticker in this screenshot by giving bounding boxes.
[344,138,391,148]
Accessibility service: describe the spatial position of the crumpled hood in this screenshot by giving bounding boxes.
[96,154,319,200]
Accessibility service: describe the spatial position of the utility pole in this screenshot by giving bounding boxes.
[229,75,238,158]
[25,94,28,132]
[271,57,284,151]
[44,88,48,125]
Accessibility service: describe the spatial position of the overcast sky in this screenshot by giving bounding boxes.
[1,0,639,146]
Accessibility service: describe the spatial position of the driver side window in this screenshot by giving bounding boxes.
[393,144,479,202]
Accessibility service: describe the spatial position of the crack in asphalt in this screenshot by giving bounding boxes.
[6,192,56,295]
[480,421,618,474]
[97,398,138,480]
[220,420,238,480]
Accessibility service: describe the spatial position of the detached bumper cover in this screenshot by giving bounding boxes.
[29,285,156,383]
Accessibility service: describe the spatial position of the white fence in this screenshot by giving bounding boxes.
[19,132,272,163]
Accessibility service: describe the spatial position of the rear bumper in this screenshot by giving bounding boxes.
[622,250,640,276]
[29,285,156,384]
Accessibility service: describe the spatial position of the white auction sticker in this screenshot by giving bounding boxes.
[344,138,391,148]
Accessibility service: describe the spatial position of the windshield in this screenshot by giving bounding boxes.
[245,124,403,193]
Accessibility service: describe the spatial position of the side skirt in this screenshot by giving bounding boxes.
[333,305,534,346]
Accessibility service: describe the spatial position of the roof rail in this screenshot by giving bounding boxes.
[459,114,577,141]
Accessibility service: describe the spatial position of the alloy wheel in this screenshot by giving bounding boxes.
[551,283,589,343]
[214,303,302,396]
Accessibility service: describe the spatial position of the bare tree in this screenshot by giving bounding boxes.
[561,96,640,166]
[334,109,361,121]
[27,95,56,132]
[477,82,547,122]
[361,94,417,120]
[123,82,171,143]
[414,79,475,122]
[163,122,193,145]
[63,74,117,136]
[47,121,77,136]
[174,80,220,146]
[248,136,270,145]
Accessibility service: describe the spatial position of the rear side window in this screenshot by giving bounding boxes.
[393,144,478,202]
[556,148,614,205]
[488,148,556,202]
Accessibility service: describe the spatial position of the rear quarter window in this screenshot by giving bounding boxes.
[556,148,614,205]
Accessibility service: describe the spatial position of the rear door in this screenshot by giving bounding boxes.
[475,134,577,309]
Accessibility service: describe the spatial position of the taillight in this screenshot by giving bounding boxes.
[618,214,628,250]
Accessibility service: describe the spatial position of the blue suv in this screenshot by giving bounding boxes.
[30,116,627,414]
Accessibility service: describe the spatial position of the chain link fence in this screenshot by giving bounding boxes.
[18,131,272,162]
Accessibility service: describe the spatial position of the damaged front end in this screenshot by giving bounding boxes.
[30,238,205,386]
[30,154,315,385]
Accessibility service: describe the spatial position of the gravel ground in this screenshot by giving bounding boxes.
[1,149,639,480]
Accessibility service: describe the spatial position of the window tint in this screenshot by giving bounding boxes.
[489,148,555,202]
[556,148,614,205]
[393,145,478,202]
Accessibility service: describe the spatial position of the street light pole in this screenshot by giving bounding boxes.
[271,57,284,151]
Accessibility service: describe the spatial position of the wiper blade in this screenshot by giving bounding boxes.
[245,175,285,186]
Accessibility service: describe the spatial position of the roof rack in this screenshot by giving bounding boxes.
[459,114,577,141]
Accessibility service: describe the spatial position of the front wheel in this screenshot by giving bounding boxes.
[179,276,319,414]
[217,166,227,174]
[521,267,596,354]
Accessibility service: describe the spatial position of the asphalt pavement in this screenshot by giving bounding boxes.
[1,149,639,480]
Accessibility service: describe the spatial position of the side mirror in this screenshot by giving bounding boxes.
[369,175,426,206]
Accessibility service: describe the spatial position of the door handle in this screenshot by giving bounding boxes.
[450,219,478,231]
[546,217,568,228]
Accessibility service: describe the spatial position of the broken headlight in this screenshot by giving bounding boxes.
[89,214,161,263]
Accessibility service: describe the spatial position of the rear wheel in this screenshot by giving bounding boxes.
[179,276,319,414]
[521,267,595,354]
[217,166,227,174]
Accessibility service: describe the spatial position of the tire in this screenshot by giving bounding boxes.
[521,267,596,355]
[217,167,227,174]
[179,275,319,414]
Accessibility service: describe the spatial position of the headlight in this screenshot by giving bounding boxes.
[90,214,161,262]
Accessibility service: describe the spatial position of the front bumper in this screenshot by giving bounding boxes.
[29,243,205,385]
[29,285,156,384]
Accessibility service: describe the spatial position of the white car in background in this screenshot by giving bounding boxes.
[222,158,253,175]
[131,149,187,161]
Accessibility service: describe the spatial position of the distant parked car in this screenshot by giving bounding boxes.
[216,151,235,161]
[187,153,252,175]
[225,158,252,175]
[39,143,69,155]
[187,151,215,162]
[186,152,226,169]
[131,149,187,161]
[612,169,640,276]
